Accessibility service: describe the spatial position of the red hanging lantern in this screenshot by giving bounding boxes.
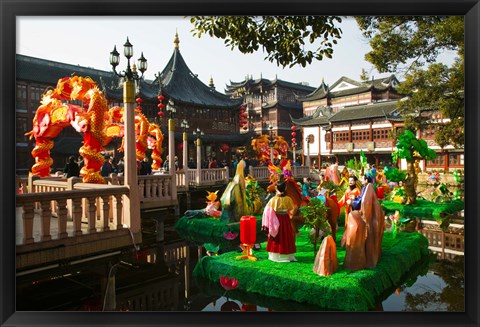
[240,106,245,112]
[177,143,184,150]
[157,111,164,117]
[291,138,296,142]
[136,97,143,104]
[291,125,296,131]
[157,95,164,101]
[220,144,230,152]
[136,105,142,111]
[291,132,296,137]
[157,103,164,109]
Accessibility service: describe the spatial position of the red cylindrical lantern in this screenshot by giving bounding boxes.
[240,216,256,245]
[376,186,385,200]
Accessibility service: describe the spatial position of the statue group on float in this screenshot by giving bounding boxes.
[187,148,387,275]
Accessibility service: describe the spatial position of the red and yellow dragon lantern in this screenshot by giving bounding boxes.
[147,123,164,170]
[26,75,164,183]
[26,76,107,183]
[251,134,289,161]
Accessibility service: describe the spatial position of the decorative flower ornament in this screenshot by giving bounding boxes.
[220,275,239,291]
[223,231,238,240]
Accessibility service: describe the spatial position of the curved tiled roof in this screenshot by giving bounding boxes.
[156,48,242,109]
[225,77,315,95]
[16,54,160,100]
[291,106,333,126]
[16,54,118,90]
[298,75,400,101]
[292,101,401,126]
[328,101,399,122]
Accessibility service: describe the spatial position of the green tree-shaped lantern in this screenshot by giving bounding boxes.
[392,130,436,204]
[299,197,329,253]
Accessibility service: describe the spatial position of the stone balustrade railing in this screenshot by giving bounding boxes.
[248,165,311,182]
[249,166,270,182]
[16,185,129,246]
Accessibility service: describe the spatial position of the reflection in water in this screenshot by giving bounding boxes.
[16,199,465,312]
[382,255,464,311]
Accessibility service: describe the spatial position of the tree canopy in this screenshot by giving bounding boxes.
[356,16,464,148]
[189,16,343,68]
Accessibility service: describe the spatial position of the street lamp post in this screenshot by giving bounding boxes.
[306,135,311,168]
[193,128,204,185]
[110,37,147,240]
[166,100,177,202]
[181,119,189,170]
[268,123,275,163]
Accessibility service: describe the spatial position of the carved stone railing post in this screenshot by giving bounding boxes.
[113,194,123,229]
[100,195,110,231]
[72,198,83,236]
[145,179,151,199]
[40,200,52,241]
[138,180,145,201]
[22,202,35,244]
[56,198,68,239]
[87,196,97,233]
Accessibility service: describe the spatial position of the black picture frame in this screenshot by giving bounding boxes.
[1,1,479,326]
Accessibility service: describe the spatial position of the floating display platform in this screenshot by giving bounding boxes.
[192,228,430,311]
[380,199,464,220]
[175,215,267,249]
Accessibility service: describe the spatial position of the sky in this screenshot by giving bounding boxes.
[17,16,457,91]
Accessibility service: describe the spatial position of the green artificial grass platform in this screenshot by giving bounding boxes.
[380,199,464,221]
[174,215,267,249]
[192,227,430,311]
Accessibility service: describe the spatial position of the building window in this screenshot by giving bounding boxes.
[16,117,28,142]
[16,84,27,109]
[448,153,462,165]
[427,153,445,166]
[420,125,437,139]
[29,86,44,110]
[373,128,390,140]
[352,130,370,141]
[333,131,349,142]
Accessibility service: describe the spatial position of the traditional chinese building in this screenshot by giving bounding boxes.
[225,76,315,157]
[293,75,464,171]
[151,32,248,165]
[15,33,249,174]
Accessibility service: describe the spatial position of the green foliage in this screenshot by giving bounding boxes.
[345,157,363,171]
[299,197,329,252]
[392,130,436,163]
[383,166,407,183]
[190,16,343,68]
[356,16,464,148]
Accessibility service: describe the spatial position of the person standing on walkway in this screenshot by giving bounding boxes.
[63,155,80,178]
